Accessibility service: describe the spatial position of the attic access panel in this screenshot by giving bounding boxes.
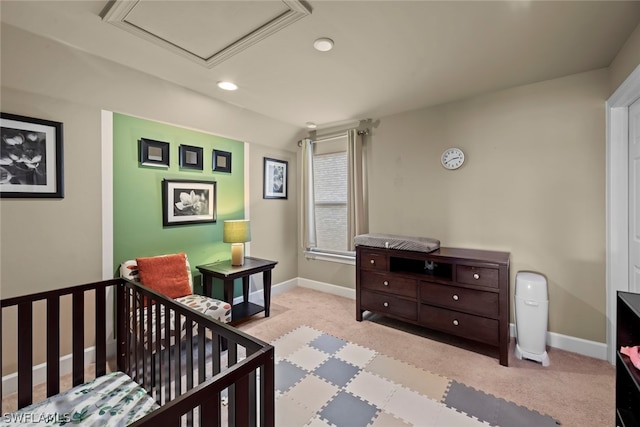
[101,0,311,68]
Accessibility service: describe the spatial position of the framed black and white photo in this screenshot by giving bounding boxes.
[162,179,216,226]
[0,112,64,198]
[212,149,232,173]
[263,157,288,199]
[140,138,170,168]
[179,145,203,170]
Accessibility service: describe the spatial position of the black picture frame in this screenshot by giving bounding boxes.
[162,179,217,226]
[263,157,288,199]
[0,112,64,198]
[179,144,203,170]
[212,149,232,173]
[140,138,170,168]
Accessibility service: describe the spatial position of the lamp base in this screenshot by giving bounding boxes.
[231,243,245,266]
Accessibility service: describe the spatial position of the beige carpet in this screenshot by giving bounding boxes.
[3,286,614,426]
[237,286,614,427]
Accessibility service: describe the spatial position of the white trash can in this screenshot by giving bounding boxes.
[514,272,550,366]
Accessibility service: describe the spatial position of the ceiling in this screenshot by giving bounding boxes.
[1,1,640,130]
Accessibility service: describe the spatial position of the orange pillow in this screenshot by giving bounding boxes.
[136,253,192,299]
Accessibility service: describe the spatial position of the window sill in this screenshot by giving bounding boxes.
[304,250,355,265]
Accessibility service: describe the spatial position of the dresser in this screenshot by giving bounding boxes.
[356,245,511,366]
[616,291,640,426]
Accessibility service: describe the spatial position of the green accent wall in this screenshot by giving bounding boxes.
[113,113,245,298]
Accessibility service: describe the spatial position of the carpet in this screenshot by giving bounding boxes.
[272,326,560,427]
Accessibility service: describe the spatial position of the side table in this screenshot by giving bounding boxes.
[196,256,277,325]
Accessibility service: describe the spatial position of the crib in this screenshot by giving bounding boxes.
[1,278,274,426]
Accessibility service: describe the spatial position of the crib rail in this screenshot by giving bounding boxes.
[1,278,275,427]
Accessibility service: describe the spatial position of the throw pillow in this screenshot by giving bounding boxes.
[136,253,192,299]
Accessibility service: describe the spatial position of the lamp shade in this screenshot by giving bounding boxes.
[223,220,251,243]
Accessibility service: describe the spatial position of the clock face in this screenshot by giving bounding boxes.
[441,148,465,170]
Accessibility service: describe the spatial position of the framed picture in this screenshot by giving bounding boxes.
[263,157,288,199]
[212,149,232,173]
[179,145,203,170]
[162,179,216,226]
[0,112,64,198]
[140,138,170,168]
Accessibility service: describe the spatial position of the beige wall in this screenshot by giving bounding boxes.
[0,23,301,375]
[610,22,640,92]
[300,69,610,343]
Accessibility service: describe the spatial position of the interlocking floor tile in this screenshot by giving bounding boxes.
[313,356,361,388]
[334,342,377,368]
[310,333,347,355]
[276,394,318,427]
[365,354,450,401]
[319,391,379,427]
[287,345,330,371]
[384,384,446,426]
[275,360,308,393]
[369,411,413,427]
[286,374,340,413]
[345,370,397,408]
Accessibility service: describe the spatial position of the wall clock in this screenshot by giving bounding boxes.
[441,147,465,170]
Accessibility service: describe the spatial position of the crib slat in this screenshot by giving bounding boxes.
[95,287,106,377]
[17,302,33,409]
[72,290,84,386]
[46,296,60,397]
[233,374,250,427]
[261,351,275,427]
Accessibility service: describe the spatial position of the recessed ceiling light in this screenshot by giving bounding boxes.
[217,81,238,91]
[313,37,334,52]
[306,122,317,129]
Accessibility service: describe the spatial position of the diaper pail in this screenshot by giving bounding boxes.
[514,271,550,366]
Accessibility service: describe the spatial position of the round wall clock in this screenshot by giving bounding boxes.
[441,147,465,170]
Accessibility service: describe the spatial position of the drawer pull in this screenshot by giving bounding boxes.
[370,259,375,265]
[452,294,459,301]
[453,319,459,326]
[383,281,389,286]
[473,273,480,280]
[383,302,389,307]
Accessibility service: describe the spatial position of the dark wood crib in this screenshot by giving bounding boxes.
[1,278,274,426]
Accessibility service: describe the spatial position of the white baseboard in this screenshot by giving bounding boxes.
[293,277,609,362]
[2,342,117,397]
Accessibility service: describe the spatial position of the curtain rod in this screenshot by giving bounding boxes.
[298,119,375,146]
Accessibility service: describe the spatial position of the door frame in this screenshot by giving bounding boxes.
[606,64,640,363]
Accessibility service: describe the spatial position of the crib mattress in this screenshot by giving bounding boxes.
[2,372,158,426]
[354,233,440,253]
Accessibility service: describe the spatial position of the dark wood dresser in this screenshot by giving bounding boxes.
[356,245,511,366]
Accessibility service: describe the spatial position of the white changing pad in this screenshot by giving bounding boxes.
[354,233,440,253]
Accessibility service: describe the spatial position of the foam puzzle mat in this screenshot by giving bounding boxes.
[272,326,560,427]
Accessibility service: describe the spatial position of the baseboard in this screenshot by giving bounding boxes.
[2,341,117,397]
[293,277,609,362]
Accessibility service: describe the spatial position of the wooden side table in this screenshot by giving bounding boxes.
[196,256,277,325]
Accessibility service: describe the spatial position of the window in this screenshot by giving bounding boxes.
[313,145,348,252]
[302,127,368,263]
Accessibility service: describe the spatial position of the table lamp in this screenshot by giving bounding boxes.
[223,220,251,266]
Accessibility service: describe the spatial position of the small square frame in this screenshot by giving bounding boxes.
[212,149,232,173]
[263,157,288,199]
[140,138,169,168]
[179,144,203,170]
[162,179,217,226]
[1,112,64,198]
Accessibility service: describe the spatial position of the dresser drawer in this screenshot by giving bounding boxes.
[362,271,417,298]
[457,265,499,288]
[360,250,388,271]
[419,305,499,345]
[361,290,417,321]
[420,282,498,318]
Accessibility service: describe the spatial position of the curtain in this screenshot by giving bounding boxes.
[301,138,317,250]
[347,129,368,251]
